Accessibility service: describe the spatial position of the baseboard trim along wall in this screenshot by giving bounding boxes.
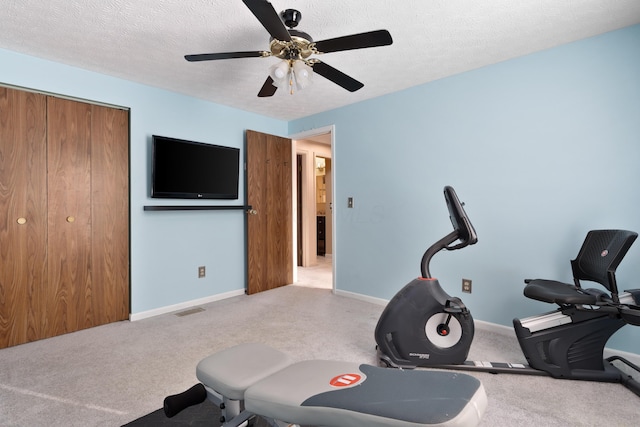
[334,289,389,306]
[129,289,245,321]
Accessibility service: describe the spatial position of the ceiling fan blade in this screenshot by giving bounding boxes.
[242,0,292,42]
[185,51,267,62]
[311,61,364,92]
[258,76,278,97]
[314,29,393,54]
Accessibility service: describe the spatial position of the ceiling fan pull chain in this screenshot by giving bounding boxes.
[289,67,295,95]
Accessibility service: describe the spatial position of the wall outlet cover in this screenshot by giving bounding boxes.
[462,278,472,293]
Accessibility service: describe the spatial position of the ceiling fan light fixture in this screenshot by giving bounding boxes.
[269,59,314,93]
[269,60,290,83]
[292,60,313,90]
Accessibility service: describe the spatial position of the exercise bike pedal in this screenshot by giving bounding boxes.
[444,297,468,314]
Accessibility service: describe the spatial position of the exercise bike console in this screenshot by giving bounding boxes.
[421,186,477,278]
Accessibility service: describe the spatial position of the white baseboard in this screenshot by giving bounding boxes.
[339,291,640,366]
[129,289,245,321]
[334,289,388,306]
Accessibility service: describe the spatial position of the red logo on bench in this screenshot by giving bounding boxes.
[330,373,362,387]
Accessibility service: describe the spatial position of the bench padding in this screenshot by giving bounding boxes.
[196,342,292,400]
[245,360,486,426]
[198,343,487,426]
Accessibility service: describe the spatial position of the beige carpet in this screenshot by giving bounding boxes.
[1,262,638,426]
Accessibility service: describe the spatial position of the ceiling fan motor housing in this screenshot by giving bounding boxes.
[282,9,301,28]
[270,30,314,60]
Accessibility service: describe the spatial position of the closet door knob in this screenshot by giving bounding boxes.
[66,216,75,223]
[17,217,27,225]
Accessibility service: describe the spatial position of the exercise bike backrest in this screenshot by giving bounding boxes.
[421,186,478,278]
[570,229,637,300]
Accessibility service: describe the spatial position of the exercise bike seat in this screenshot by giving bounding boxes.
[523,229,638,306]
[523,279,598,305]
[193,342,487,426]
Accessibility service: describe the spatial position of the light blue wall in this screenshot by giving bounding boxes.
[2,24,639,355]
[0,48,287,314]
[290,25,640,354]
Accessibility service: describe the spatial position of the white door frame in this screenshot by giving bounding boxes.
[289,125,336,292]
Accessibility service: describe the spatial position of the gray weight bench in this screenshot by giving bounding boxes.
[164,342,487,426]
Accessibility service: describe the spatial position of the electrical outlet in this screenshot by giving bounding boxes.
[198,266,206,278]
[462,278,472,293]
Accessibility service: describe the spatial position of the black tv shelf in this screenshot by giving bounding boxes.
[144,205,251,211]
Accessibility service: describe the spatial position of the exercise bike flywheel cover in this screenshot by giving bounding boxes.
[425,313,463,348]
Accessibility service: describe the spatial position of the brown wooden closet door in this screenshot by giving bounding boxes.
[90,105,129,325]
[246,130,292,294]
[0,87,48,348]
[45,97,93,337]
[1,89,129,348]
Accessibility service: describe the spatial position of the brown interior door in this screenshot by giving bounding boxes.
[0,87,48,348]
[46,96,93,336]
[246,130,292,294]
[90,105,130,325]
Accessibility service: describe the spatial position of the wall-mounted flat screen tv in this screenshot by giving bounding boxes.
[151,135,240,199]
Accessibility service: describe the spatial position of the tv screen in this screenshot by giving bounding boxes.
[151,135,240,199]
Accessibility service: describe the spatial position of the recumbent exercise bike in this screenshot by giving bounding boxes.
[375,186,640,397]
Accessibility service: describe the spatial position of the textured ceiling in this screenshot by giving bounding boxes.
[1,0,639,121]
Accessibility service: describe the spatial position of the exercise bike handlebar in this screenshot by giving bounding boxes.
[421,186,477,278]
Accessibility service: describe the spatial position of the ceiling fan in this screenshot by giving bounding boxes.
[185,0,393,97]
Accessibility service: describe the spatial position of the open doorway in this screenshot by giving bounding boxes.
[291,128,334,291]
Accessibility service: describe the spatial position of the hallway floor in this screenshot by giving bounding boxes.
[295,255,332,289]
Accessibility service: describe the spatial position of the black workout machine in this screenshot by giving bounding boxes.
[375,186,640,397]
